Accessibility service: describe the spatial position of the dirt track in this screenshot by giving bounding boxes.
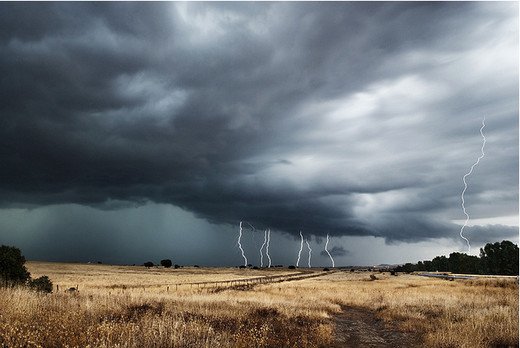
[333,306,422,348]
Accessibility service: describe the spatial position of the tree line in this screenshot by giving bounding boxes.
[394,240,519,275]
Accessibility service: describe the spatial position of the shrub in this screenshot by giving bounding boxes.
[288,265,296,269]
[160,259,172,268]
[28,276,53,293]
[143,262,154,268]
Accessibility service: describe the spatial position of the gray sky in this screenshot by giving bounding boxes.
[0,2,518,266]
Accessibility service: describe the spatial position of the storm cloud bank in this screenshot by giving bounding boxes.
[0,2,517,244]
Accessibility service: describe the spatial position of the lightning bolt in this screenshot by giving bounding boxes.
[238,221,247,266]
[459,117,486,253]
[325,233,335,268]
[259,229,267,267]
[305,239,312,268]
[296,231,304,267]
[266,228,272,268]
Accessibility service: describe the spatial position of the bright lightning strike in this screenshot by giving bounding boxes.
[238,221,247,266]
[324,234,335,268]
[259,229,267,267]
[305,239,312,268]
[296,231,304,267]
[266,228,272,268]
[459,117,486,253]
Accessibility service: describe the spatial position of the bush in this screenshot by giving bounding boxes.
[174,264,180,269]
[160,259,172,268]
[0,245,31,286]
[143,262,154,268]
[288,265,296,269]
[28,276,53,293]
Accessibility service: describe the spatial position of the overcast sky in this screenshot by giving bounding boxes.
[0,2,518,267]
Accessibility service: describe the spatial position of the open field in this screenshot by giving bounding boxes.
[0,262,517,347]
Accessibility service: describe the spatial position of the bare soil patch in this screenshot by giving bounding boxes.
[333,306,422,348]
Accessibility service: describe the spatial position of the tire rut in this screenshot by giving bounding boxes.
[332,306,422,348]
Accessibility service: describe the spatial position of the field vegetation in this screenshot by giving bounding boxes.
[0,262,517,347]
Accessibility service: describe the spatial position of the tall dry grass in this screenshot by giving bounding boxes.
[0,286,332,347]
[0,263,517,347]
[271,272,518,347]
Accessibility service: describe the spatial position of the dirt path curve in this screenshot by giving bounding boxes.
[332,306,422,348]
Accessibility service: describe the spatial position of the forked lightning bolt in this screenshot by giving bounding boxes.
[296,231,304,267]
[259,229,267,267]
[238,221,247,266]
[305,239,312,268]
[325,233,335,267]
[459,117,486,253]
[266,228,272,268]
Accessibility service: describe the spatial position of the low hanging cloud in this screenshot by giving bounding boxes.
[0,2,517,244]
[462,225,519,245]
[321,246,349,257]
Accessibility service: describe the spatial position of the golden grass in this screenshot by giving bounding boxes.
[0,262,516,347]
[278,272,519,347]
[26,261,301,293]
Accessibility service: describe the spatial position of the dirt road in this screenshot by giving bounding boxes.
[333,306,422,347]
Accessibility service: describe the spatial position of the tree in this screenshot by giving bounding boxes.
[416,261,425,271]
[431,256,449,272]
[395,263,416,273]
[0,245,31,286]
[480,241,519,275]
[423,260,433,272]
[160,259,172,268]
[447,252,480,274]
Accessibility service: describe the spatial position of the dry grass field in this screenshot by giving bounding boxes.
[0,262,517,347]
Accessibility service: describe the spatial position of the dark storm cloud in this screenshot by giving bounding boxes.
[0,2,517,242]
[321,246,348,257]
[464,225,519,246]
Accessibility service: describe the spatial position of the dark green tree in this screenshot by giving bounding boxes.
[423,260,434,272]
[480,241,519,275]
[395,263,417,273]
[0,245,31,286]
[416,261,425,271]
[160,259,172,268]
[431,255,449,272]
[448,252,480,274]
